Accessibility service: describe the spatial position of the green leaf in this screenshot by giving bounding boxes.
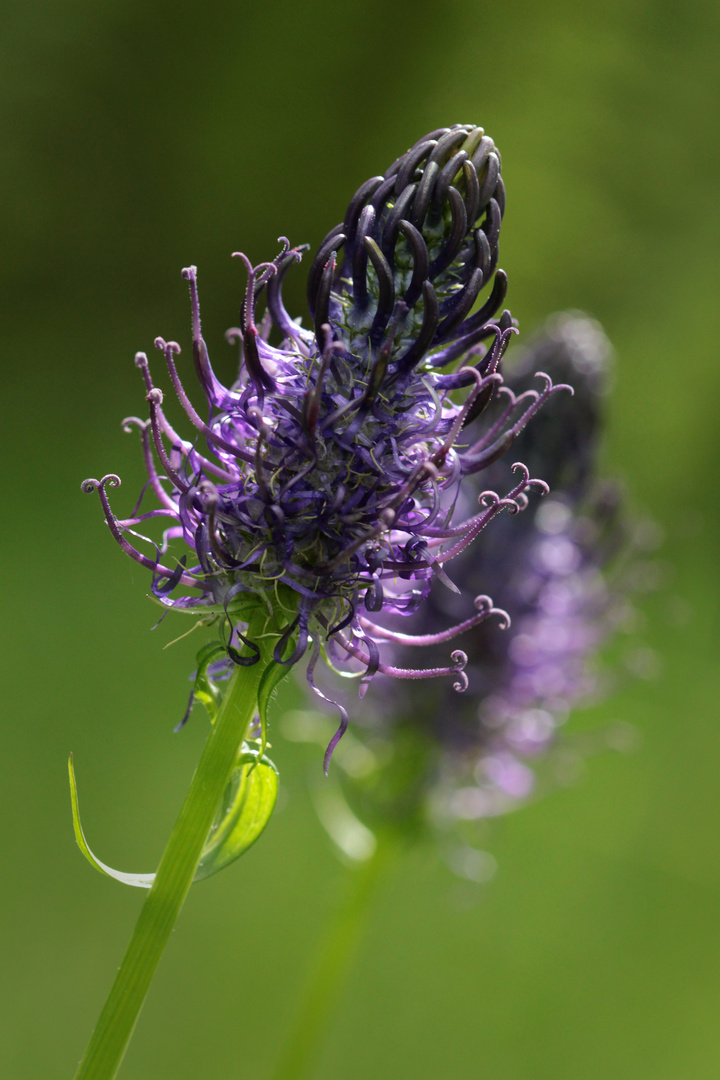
[68,747,279,889]
[194,748,278,879]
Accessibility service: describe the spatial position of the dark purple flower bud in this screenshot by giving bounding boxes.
[82,127,569,769]
[308,124,508,373]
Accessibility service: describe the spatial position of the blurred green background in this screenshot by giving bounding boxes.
[2,0,719,1076]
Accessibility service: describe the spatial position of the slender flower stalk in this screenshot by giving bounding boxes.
[270,833,398,1080]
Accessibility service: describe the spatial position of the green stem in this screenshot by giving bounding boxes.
[270,836,397,1080]
[74,608,274,1080]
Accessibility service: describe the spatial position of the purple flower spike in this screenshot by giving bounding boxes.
[350,314,644,824]
[83,125,567,766]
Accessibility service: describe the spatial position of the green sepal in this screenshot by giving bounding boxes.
[68,746,279,889]
[256,659,288,759]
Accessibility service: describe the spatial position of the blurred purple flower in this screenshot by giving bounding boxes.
[341,314,636,823]
[83,124,570,768]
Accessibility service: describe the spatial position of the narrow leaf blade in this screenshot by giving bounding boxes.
[68,755,155,889]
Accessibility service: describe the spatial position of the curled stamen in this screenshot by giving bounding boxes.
[232,253,277,332]
[358,595,509,646]
[154,338,254,465]
[81,474,121,495]
[510,460,550,496]
[435,465,550,565]
[180,266,224,404]
[134,350,154,392]
[134,422,177,511]
[334,630,470,686]
[151,556,187,598]
[82,475,197,586]
[145,388,190,494]
[451,650,469,693]
[273,611,310,667]
[462,376,574,470]
[431,366,493,467]
[121,416,146,434]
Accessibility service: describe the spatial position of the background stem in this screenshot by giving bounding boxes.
[270,836,397,1080]
[74,608,274,1080]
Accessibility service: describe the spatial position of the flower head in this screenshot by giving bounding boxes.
[83,125,570,768]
